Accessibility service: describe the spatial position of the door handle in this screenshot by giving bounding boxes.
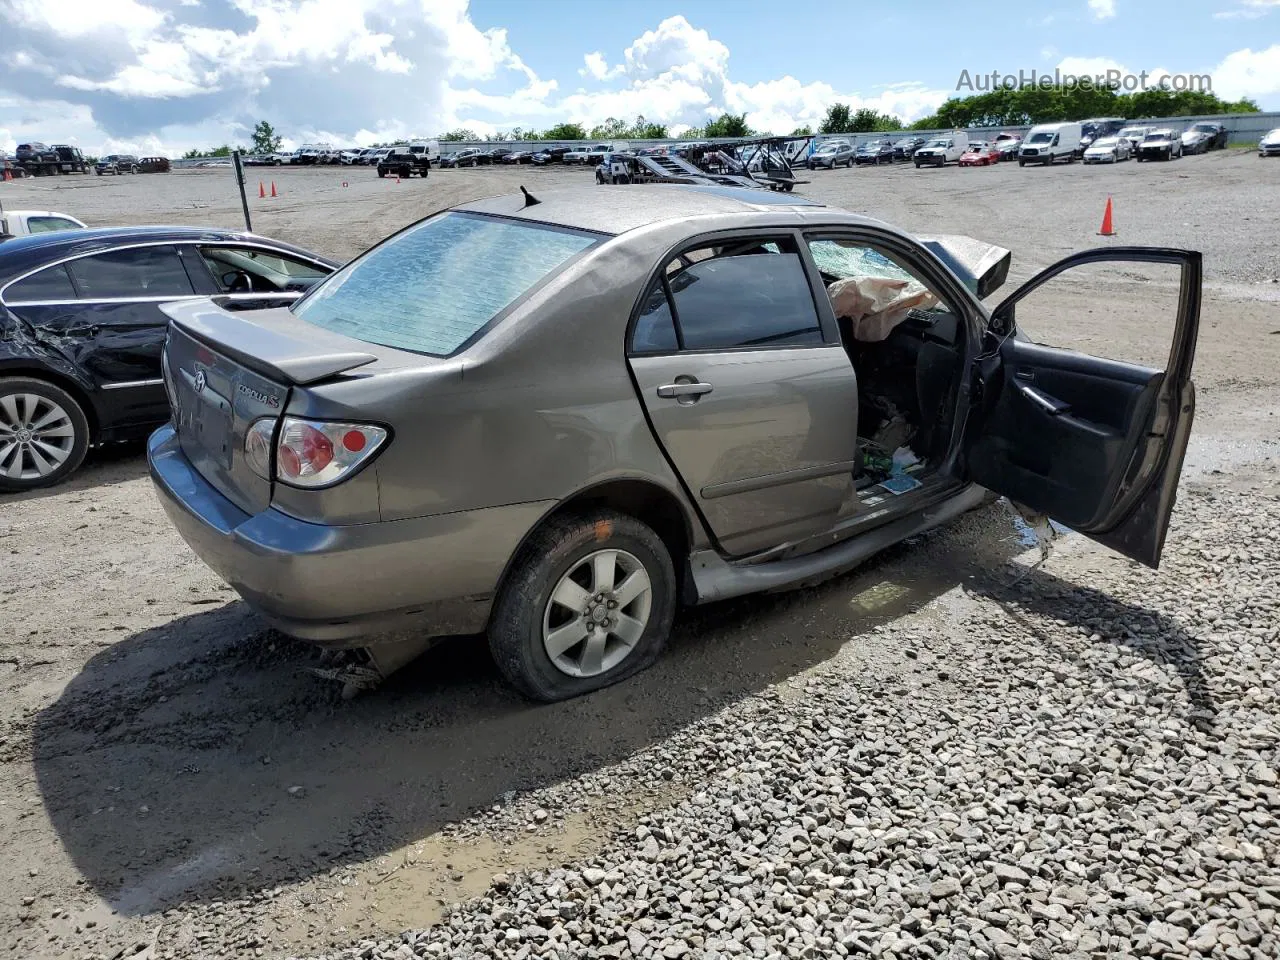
[656,381,713,400]
[1017,382,1070,416]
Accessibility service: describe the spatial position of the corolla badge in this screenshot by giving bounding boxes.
[193,370,207,393]
[236,383,281,408]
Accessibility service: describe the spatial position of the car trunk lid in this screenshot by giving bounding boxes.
[161,299,379,515]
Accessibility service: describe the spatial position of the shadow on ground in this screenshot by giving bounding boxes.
[34,506,1027,915]
[969,563,1217,729]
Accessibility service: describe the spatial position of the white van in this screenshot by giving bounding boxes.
[913,131,969,167]
[1018,122,1081,166]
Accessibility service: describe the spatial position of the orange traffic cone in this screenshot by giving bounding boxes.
[270,181,277,198]
[1098,196,1115,236]
[258,181,265,198]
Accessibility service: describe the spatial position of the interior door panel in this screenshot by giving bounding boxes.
[968,340,1162,529]
[966,247,1201,568]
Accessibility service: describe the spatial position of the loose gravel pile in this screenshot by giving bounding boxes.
[307,471,1280,960]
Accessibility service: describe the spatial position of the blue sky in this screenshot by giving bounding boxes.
[0,0,1276,155]
[469,0,1277,101]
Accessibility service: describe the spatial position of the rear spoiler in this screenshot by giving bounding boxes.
[162,299,377,386]
[919,235,1012,300]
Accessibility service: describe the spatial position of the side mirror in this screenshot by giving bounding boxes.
[920,235,1012,301]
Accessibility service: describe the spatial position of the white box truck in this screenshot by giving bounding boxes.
[1018,122,1082,166]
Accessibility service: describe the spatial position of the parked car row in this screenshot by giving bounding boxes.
[95,154,170,175]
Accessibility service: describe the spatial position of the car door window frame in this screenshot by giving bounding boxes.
[184,242,333,298]
[66,244,196,302]
[627,227,838,357]
[0,241,209,306]
[989,245,1199,382]
[800,227,983,343]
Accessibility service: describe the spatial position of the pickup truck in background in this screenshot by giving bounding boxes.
[0,209,88,240]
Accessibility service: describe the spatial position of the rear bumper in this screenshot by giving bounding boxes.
[148,425,552,646]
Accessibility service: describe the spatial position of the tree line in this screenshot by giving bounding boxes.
[177,89,1264,158]
[910,86,1259,130]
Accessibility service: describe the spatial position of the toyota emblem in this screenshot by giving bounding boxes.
[193,370,207,393]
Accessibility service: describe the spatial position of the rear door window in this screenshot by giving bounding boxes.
[68,246,194,299]
[4,264,77,303]
[653,238,825,351]
[293,213,600,356]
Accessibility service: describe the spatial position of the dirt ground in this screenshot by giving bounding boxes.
[1,153,1278,959]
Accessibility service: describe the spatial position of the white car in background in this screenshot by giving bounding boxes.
[0,210,88,239]
[1260,128,1280,157]
[1083,136,1132,164]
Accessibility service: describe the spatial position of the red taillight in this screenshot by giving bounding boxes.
[275,417,388,488]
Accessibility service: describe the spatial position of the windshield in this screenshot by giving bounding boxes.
[1027,132,1054,144]
[924,139,948,148]
[1145,132,1169,141]
[1119,128,1145,138]
[1092,138,1119,148]
[1192,124,1216,133]
[293,213,600,357]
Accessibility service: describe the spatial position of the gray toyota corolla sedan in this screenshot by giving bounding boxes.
[149,185,1201,701]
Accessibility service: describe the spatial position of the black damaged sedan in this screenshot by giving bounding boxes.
[0,227,336,491]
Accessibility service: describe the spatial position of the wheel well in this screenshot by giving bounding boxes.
[0,367,99,438]
[493,479,698,613]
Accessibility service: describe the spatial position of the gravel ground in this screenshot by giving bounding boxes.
[308,468,1280,960]
[2,148,1279,960]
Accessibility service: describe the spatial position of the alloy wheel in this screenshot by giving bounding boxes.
[0,393,76,481]
[542,548,653,678]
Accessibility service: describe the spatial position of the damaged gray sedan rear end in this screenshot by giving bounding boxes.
[150,185,1203,701]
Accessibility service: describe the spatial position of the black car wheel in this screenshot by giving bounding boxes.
[0,378,90,492]
[595,170,605,184]
[489,509,677,702]
[377,168,385,178]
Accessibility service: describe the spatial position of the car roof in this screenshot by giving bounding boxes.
[0,226,336,279]
[0,210,80,219]
[456,184,826,235]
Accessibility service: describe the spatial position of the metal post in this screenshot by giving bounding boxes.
[232,150,252,232]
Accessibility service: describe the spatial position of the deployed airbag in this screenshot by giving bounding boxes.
[827,276,938,341]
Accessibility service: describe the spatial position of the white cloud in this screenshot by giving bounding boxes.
[4,0,166,41]
[1214,0,1280,17]
[1088,0,1117,20]
[579,52,619,81]
[1212,44,1280,99]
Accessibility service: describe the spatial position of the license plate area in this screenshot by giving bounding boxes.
[177,369,234,471]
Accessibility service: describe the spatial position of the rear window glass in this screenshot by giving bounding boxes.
[293,213,599,356]
[5,264,76,303]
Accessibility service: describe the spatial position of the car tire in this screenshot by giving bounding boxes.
[1017,159,1025,167]
[488,509,677,702]
[0,377,91,492]
[377,168,385,178]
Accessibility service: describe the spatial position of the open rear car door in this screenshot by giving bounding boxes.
[963,247,1201,568]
